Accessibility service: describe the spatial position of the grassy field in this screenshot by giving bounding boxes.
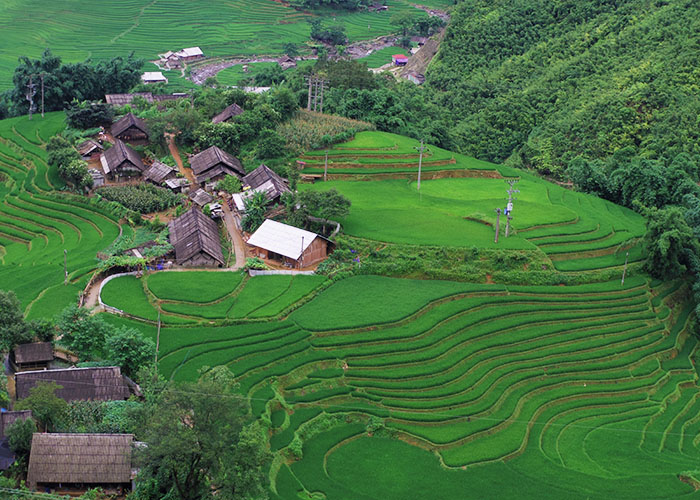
[0,0,436,91]
[358,46,407,68]
[0,113,123,316]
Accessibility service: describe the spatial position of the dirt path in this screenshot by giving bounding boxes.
[166,134,196,185]
[221,202,246,269]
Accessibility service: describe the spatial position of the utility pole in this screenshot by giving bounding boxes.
[39,73,45,117]
[324,150,329,182]
[621,251,629,285]
[63,249,68,284]
[414,139,426,191]
[305,75,327,112]
[494,208,501,243]
[504,179,519,237]
[306,75,313,110]
[26,75,36,120]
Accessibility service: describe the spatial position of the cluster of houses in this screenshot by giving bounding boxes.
[158,46,205,70]
[2,342,139,494]
[81,99,332,271]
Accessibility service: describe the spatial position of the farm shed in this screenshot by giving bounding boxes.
[190,188,214,207]
[11,342,53,371]
[165,177,189,193]
[168,207,225,267]
[27,433,134,493]
[404,71,425,85]
[105,93,190,106]
[111,113,149,142]
[278,55,297,70]
[100,140,145,179]
[77,139,103,159]
[190,146,245,184]
[15,366,131,402]
[211,103,244,124]
[247,219,332,268]
[143,160,177,185]
[88,169,105,187]
[141,72,168,84]
[392,54,409,66]
[235,164,291,209]
[175,46,204,61]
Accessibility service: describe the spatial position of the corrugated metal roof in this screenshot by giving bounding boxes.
[142,72,167,82]
[247,219,318,260]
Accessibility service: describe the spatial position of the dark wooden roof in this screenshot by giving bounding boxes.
[211,103,244,124]
[77,139,103,156]
[105,93,155,106]
[27,433,133,488]
[15,367,131,402]
[14,342,53,364]
[242,164,290,200]
[168,207,225,266]
[189,188,214,207]
[0,411,32,438]
[143,160,177,184]
[190,146,244,183]
[101,140,145,173]
[111,113,148,138]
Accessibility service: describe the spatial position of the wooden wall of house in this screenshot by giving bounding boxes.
[181,252,221,267]
[301,238,328,266]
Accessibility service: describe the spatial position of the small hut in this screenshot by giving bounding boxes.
[11,342,53,371]
[392,54,409,66]
[278,55,297,70]
[190,146,245,185]
[88,169,106,187]
[111,113,149,142]
[165,177,189,193]
[247,219,332,268]
[175,47,204,62]
[77,139,103,159]
[100,140,145,179]
[143,160,177,185]
[15,366,131,402]
[27,433,134,493]
[141,72,168,84]
[211,103,244,124]
[168,207,225,267]
[233,164,291,211]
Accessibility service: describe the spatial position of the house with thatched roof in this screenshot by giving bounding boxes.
[143,160,177,185]
[190,146,245,185]
[169,207,225,267]
[77,139,103,159]
[211,103,244,124]
[15,366,131,402]
[247,219,332,268]
[27,433,134,493]
[100,140,145,179]
[11,342,53,371]
[278,55,297,70]
[111,113,149,142]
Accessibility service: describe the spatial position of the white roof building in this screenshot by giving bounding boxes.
[175,47,204,58]
[247,220,319,261]
[141,72,168,84]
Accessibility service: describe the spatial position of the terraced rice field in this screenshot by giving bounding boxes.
[0,113,124,317]
[103,274,700,498]
[0,0,431,91]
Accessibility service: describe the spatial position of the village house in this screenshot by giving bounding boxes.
[105,92,190,106]
[15,366,132,402]
[168,207,225,267]
[190,146,245,185]
[111,113,149,142]
[392,54,409,66]
[247,219,332,268]
[165,177,189,193]
[0,410,32,470]
[278,55,297,70]
[100,140,145,179]
[175,46,204,62]
[27,433,134,494]
[11,342,53,371]
[76,139,103,159]
[189,188,214,207]
[233,164,290,212]
[141,72,168,84]
[211,103,244,124]
[143,160,177,185]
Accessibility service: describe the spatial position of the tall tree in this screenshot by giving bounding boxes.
[15,381,68,432]
[0,290,31,352]
[643,206,700,279]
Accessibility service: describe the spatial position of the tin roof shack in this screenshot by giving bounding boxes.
[27,433,134,494]
[392,54,409,66]
[141,72,168,84]
[175,46,204,62]
[88,169,106,187]
[168,208,225,267]
[111,113,149,142]
[77,139,103,159]
[190,146,245,185]
[15,366,131,402]
[247,219,332,268]
[211,103,244,124]
[100,140,145,179]
[143,160,177,185]
[11,342,53,372]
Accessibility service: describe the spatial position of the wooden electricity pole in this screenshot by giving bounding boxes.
[324,150,329,182]
[40,73,45,117]
[306,76,313,110]
[494,208,501,243]
[63,249,68,284]
[504,179,519,237]
[414,139,426,190]
[26,75,36,120]
[621,251,629,285]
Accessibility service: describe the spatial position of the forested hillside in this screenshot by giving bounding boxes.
[427,0,700,175]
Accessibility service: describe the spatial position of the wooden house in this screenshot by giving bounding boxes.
[88,169,105,187]
[77,139,103,159]
[211,103,244,124]
[27,433,134,493]
[190,146,245,185]
[143,160,177,185]
[141,72,168,84]
[189,188,214,207]
[392,54,409,66]
[165,177,189,193]
[278,55,297,70]
[233,164,291,211]
[247,219,332,268]
[15,366,131,402]
[105,93,190,106]
[100,140,145,179]
[175,46,204,62]
[168,207,225,267]
[11,342,53,371]
[111,113,149,142]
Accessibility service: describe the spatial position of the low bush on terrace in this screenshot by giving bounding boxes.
[96,183,182,213]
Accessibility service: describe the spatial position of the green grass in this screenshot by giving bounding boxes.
[358,46,408,68]
[147,271,245,303]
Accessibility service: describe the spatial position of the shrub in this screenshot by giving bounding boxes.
[95,184,182,213]
[277,110,374,153]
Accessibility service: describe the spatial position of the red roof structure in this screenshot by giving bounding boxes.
[392,54,409,64]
